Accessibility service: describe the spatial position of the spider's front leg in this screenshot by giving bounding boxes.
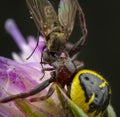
[0,78,53,103]
[29,83,56,102]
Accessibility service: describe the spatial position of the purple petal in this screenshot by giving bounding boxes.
[0,104,22,117]
[21,36,45,62]
[5,19,27,52]
[5,19,45,63]
[0,56,43,98]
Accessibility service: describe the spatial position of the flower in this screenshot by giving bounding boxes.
[0,19,65,117]
[4,19,44,63]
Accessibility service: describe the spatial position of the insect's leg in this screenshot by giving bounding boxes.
[40,45,47,64]
[40,68,55,82]
[40,45,49,80]
[42,68,55,72]
[29,83,55,102]
[69,1,87,57]
[0,78,54,103]
[77,0,87,39]
[65,43,74,52]
[40,64,55,80]
[68,36,86,58]
[26,32,40,60]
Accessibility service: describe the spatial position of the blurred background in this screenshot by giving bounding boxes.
[0,0,119,116]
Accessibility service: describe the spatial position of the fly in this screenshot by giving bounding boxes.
[26,0,87,63]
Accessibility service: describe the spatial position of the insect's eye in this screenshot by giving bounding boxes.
[70,69,111,116]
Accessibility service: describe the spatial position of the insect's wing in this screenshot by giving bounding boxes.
[26,0,58,37]
[58,0,77,37]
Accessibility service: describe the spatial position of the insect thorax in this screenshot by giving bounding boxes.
[46,29,67,54]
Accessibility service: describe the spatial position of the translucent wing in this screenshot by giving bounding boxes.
[26,0,58,37]
[58,0,77,37]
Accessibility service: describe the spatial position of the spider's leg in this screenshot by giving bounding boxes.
[68,36,86,58]
[0,78,53,103]
[69,0,87,57]
[29,83,55,102]
[76,61,84,70]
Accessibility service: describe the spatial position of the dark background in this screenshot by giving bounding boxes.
[0,0,119,116]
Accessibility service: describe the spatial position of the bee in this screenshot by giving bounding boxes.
[26,0,87,63]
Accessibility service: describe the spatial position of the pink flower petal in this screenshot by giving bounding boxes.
[0,56,43,98]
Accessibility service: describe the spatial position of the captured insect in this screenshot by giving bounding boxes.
[0,0,111,117]
[26,0,87,63]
